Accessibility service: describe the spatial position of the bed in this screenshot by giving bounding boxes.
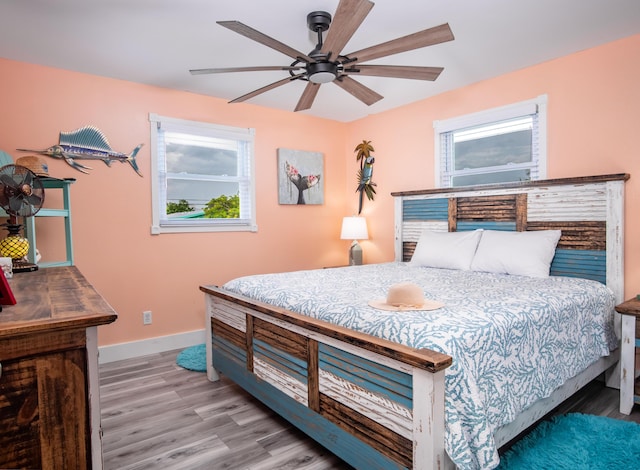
[200,173,628,470]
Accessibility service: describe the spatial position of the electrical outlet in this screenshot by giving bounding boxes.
[143,310,152,325]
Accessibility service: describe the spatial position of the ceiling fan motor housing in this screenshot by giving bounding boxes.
[307,61,338,83]
[306,11,337,83]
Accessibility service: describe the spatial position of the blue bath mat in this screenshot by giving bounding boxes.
[498,413,640,469]
[176,343,206,372]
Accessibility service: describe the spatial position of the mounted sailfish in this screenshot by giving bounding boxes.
[18,126,143,176]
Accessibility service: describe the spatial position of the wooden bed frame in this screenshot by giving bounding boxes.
[201,173,628,470]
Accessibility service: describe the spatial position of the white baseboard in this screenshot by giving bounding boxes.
[98,329,206,364]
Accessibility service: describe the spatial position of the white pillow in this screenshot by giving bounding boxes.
[470,230,561,278]
[410,229,483,271]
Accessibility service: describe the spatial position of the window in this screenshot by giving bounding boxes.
[434,95,547,187]
[149,114,256,234]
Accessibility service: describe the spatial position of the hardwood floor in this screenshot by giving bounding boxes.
[99,350,640,470]
[99,349,350,470]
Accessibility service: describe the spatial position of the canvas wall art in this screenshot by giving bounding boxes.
[277,148,324,205]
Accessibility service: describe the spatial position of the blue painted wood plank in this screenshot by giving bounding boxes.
[254,338,308,382]
[550,249,606,284]
[320,344,412,391]
[214,350,408,470]
[456,221,516,231]
[319,344,413,409]
[403,198,448,221]
[213,336,246,367]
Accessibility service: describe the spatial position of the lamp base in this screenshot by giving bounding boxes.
[348,240,363,266]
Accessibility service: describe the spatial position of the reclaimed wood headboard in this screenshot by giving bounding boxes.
[392,174,629,303]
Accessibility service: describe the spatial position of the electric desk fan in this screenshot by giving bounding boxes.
[0,164,45,272]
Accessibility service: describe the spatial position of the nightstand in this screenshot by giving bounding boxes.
[616,297,640,414]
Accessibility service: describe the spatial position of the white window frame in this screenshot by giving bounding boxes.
[434,95,547,188]
[149,113,257,234]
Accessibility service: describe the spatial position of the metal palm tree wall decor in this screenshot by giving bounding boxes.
[354,139,375,214]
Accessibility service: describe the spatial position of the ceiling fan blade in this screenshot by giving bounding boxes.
[346,23,454,64]
[343,65,444,81]
[321,0,374,59]
[294,82,321,112]
[190,65,303,75]
[217,21,312,62]
[229,74,305,104]
[333,76,383,106]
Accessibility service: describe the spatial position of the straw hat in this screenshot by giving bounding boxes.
[15,156,49,177]
[368,282,444,311]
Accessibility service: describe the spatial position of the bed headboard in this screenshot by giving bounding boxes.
[392,174,629,303]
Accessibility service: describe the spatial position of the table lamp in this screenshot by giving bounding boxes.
[340,216,369,265]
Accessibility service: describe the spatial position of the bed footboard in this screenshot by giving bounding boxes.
[201,285,453,470]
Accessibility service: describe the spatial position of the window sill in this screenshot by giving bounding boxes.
[150,224,258,234]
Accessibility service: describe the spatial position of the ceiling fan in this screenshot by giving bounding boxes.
[189,0,454,112]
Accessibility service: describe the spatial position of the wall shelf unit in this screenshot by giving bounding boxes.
[24,177,76,267]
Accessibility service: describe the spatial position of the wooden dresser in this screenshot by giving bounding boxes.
[0,266,117,470]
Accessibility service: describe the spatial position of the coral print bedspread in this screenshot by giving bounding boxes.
[223,262,617,469]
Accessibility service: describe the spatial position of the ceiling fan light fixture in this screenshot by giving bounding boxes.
[309,71,336,84]
[307,61,338,83]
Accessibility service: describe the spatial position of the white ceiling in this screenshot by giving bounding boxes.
[1,0,639,122]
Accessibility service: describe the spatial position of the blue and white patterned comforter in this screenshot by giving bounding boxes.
[223,262,617,470]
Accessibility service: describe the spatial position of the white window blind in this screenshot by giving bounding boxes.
[149,113,256,234]
[434,95,547,188]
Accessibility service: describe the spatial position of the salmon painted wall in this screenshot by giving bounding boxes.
[346,34,640,299]
[1,33,638,348]
[0,58,349,346]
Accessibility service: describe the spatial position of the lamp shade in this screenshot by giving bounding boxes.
[340,216,369,240]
